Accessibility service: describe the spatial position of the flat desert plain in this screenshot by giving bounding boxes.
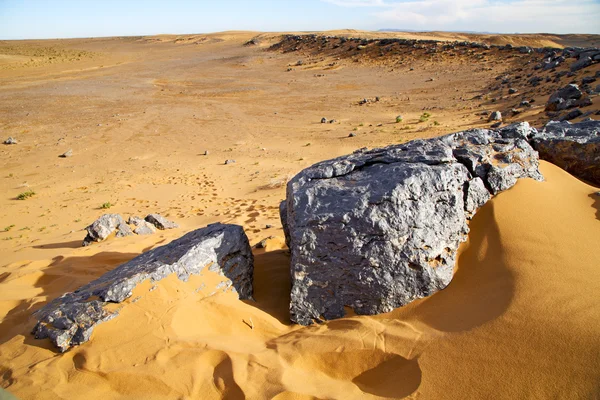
[0,31,599,399]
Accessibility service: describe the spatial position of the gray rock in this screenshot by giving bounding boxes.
[59,149,73,158]
[282,123,542,325]
[321,118,328,124]
[33,223,253,352]
[570,56,592,72]
[531,120,600,185]
[83,214,133,246]
[128,216,156,235]
[488,111,502,121]
[3,137,17,145]
[145,214,178,230]
[348,132,356,137]
[546,84,583,111]
[508,88,518,94]
[224,159,236,165]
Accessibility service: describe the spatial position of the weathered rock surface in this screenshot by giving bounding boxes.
[83,214,133,246]
[33,223,254,352]
[546,84,584,112]
[531,120,600,185]
[128,216,156,235]
[3,137,17,145]
[145,214,178,230]
[281,123,543,325]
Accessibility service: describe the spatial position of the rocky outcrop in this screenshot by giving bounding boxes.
[281,123,543,325]
[83,214,133,246]
[531,120,600,185]
[33,223,254,352]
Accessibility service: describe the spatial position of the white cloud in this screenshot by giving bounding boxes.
[321,0,600,33]
[322,0,388,6]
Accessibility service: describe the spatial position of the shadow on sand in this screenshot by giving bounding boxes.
[0,252,139,349]
[589,192,600,220]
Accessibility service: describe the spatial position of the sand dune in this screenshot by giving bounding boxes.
[1,161,598,399]
[1,31,599,399]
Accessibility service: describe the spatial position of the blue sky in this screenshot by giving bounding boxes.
[1,0,599,40]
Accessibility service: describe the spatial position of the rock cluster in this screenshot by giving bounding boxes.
[33,223,254,352]
[281,123,543,325]
[83,213,178,246]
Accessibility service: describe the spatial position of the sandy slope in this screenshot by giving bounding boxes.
[1,31,600,399]
[1,161,598,399]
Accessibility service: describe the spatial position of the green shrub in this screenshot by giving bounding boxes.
[17,190,35,200]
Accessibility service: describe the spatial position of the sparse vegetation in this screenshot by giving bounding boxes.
[3,225,15,232]
[419,112,431,123]
[433,120,440,126]
[396,115,403,123]
[16,190,35,200]
[101,202,113,209]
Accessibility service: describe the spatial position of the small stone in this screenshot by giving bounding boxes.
[321,117,328,124]
[508,88,518,94]
[488,111,502,121]
[560,108,583,121]
[224,159,236,165]
[203,150,209,156]
[3,137,17,145]
[145,214,178,230]
[128,216,156,235]
[265,224,273,229]
[255,236,275,249]
[348,132,356,137]
[59,149,73,158]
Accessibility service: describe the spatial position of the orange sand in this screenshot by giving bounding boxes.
[1,161,599,399]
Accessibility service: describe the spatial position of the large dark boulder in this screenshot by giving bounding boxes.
[531,120,600,185]
[281,123,543,325]
[545,84,584,112]
[33,223,254,352]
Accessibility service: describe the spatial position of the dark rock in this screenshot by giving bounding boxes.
[570,56,592,72]
[321,117,328,123]
[33,223,254,352]
[560,109,584,121]
[582,76,597,85]
[508,88,518,94]
[282,123,542,325]
[546,84,583,111]
[3,137,17,145]
[145,214,178,230]
[348,132,356,137]
[83,214,133,246]
[531,120,600,185]
[491,121,502,128]
[224,159,236,165]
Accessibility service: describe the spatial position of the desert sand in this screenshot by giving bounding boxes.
[1,31,599,399]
